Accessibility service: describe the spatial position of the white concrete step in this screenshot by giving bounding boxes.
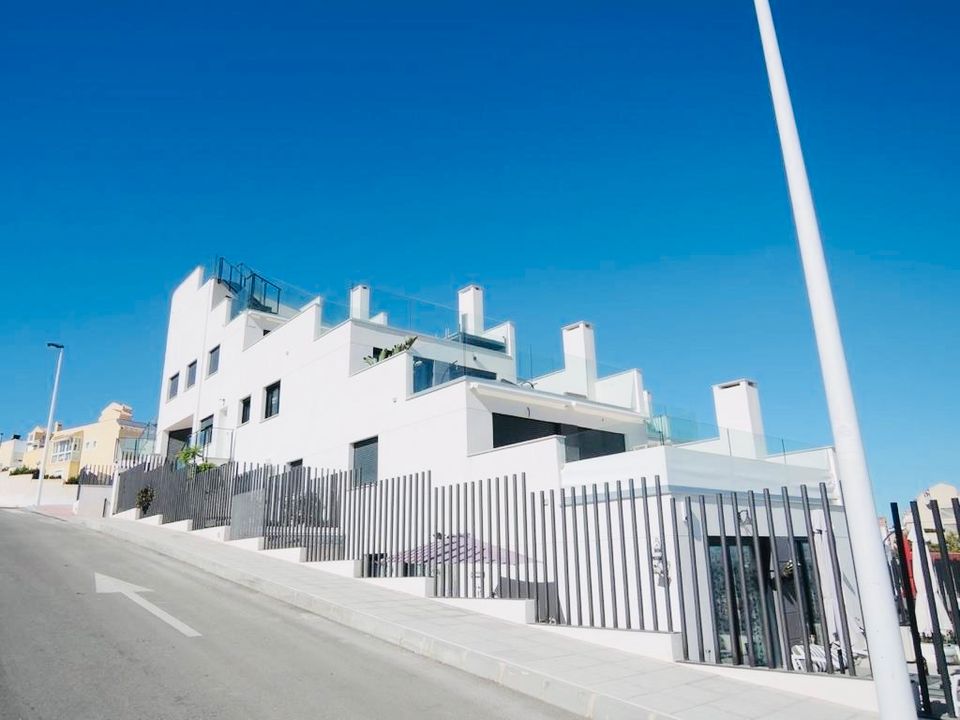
[303,559,360,578]
[163,519,193,532]
[260,547,306,563]
[226,536,265,551]
[192,525,230,542]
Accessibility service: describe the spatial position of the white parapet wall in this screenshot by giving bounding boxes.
[531,624,682,662]
[227,537,265,551]
[74,485,113,518]
[363,576,434,598]
[138,514,165,526]
[192,525,231,542]
[305,560,360,578]
[163,519,194,532]
[435,597,535,625]
[260,547,306,563]
[685,662,878,714]
[114,507,142,520]
[0,473,80,507]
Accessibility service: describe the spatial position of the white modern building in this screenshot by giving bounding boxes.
[149,259,866,673]
[156,259,838,500]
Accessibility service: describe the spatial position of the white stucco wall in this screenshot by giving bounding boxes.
[156,270,655,486]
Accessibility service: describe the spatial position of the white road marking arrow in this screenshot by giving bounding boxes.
[94,572,201,638]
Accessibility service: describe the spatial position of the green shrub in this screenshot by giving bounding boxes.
[9,466,39,478]
[136,486,155,514]
[65,475,79,485]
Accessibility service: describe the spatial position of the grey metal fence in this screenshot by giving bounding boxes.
[76,465,115,486]
[114,459,861,682]
[889,498,960,718]
[426,476,860,679]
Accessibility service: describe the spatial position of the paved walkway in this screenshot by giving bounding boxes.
[57,512,882,720]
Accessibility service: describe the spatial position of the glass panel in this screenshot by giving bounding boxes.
[412,357,496,393]
[197,415,214,447]
[709,537,773,666]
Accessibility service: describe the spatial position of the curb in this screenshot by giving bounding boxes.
[73,516,677,720]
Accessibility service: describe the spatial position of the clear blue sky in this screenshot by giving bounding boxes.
[2,1,956,505]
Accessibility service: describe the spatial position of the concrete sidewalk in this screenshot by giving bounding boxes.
[59,512,880,720]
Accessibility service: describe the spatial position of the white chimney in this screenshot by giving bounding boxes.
[562,321,598,398]
[457,285,484,335]
[350,284,370,320]
[712,379,767,458]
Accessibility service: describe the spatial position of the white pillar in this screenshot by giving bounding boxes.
[561,321,598,398]
[457,285,484,335]
[712,379,766,458]
[349,284,371,320]
[753,2,915,716]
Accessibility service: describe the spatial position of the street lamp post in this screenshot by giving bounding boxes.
[752,1,915,716]
[34,343,65,507]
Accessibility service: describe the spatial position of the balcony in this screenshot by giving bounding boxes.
[412,357,496,394]
[216,257,282,320]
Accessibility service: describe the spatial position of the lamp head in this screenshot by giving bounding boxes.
[47,342,64,349]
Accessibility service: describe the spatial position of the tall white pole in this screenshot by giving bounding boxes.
[752,2,915,716]
[35,344,65,507]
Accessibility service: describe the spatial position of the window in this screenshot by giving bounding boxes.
[264,381,281,419]
[208,345,220,376]
[352,436,378,485]
[491,413,625,462]
[186,360,198,388]
[51,437,79,463]
[168,373,180,399]
[239,396,251,425]
[197,415,214,447]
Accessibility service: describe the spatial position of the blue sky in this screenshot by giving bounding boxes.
[1,1,956,506]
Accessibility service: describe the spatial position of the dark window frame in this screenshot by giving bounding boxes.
[351,436,378,485]
[186,360,198,388]
[239,396,252,425]
[208,345,221,376]
[264,381,281,419]
[168,373,180,400]
[197,415,214,447]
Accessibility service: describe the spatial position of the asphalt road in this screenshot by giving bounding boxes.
[0,510,576,720]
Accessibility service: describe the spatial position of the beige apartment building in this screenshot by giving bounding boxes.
[21,403,150,479]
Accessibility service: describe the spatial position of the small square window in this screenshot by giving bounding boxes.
[168,373,180,400]
[208,345,220,376]
[186,360,197,388]
[264,381,281,419]
[239,396,251,425]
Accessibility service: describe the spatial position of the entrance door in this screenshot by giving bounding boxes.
[166,428,191,461]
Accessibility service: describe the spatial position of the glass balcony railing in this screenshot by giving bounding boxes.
[412,357,497,394]
[642,414,822,461]
[364,288,509,351]
[446,331,507,353]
